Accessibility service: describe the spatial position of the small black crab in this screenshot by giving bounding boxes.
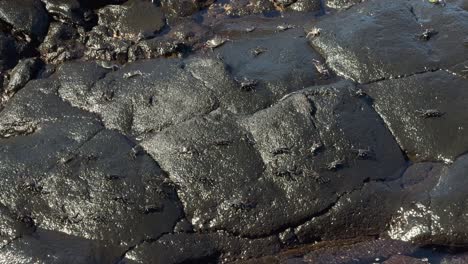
[251,46,267,57]
[327,159,346,171]
[235,77,258,91]
[418,28,437,41]
[306,27,321,38]
[416,109,445,119]
[310,142,324,156]
[206,36,229,50]
[354,89,367,97]
[428,0,446,6]
[123,70,143,79]
[245,26,256,32]
[312,59,330,79]
[277,24,294,32]
[351,148,374,160]
[272,147,291,156]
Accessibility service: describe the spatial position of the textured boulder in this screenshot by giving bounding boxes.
[364,70,468,163]
[123,232,280,264]
[0,79,182,261]
[309,0,468,83]
[0,0,49,42]
[57,59,218,136]
[388,154,468,246]
[141,81,406,237]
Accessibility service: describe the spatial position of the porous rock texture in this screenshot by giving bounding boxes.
[0,0,468,263]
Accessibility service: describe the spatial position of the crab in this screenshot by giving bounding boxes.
[462,65,468,73]
[272,147,291,156]
[129,145,144,159]
[235,77,258,91]
[206,36,229,49]
[245,26,256,32]
[101,89,114,101]
[277,24,294,32]
[214,139,232,146]
[428,0,446,6]
[351,148,374,160]
[306,27,321,38]
[97,60,120,71]
[354,89,367,97]
[251,46,267,56]
[310,142,324,156]
[180,145,198,155]
[327,159,345,171]
[416,109,445,118]
[418,28,437,41]
[312,59,330,78]
[123,70,143,79]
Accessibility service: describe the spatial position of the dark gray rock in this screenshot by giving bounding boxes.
[79,0,128,9]
[303,239,418,264]
[0,78,182,259]
[39,22,85,64]
[0,229,123,264]
[141,110,269,236]
[0,0,50,42]
[57,58,218,136]
[214,28,329,112]
[97,0,165,41]
[209,0,276,17]
[0,32,18,72]
[141,81,405,237]
[383,255,427,264]
[4,58,41,96]
[309,0,468,83]
[0,204,35,249]
[161,0,215,18]
[285,0,322,12]
[41,0,85,25]
[325,0,365,9]
[122,232,280,264]
[387,154,468,246]
[364,70,468,163]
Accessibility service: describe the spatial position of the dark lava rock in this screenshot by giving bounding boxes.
[0,0,50,42]
[4,58,41,96]
[97,0,165,41]
[0,32,18,72]
[325,0,365,9]
[388,153,468,246]
[0,78,183,259]
[383,255,427,264]
[57,59,218,136]
[0,0,467,262]
[364,70,468,163]
[79,0,128,9]
[141,81,405,237]
[41,0,86,25]
[285,0,322,12]
[161,0,215,18]
[122,232,280,264]
[209,0,277,17]
[303,239,418,264]
[214,28,328,109]
[237,239,420,264]
[309,0,468,83]
[0,229,123,264]
[39,22,85,64]
[80,0,166,61]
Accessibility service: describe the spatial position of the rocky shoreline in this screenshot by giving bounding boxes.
[0,0,467,263]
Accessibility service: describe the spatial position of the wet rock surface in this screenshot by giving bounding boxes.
[0,0,467,263]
